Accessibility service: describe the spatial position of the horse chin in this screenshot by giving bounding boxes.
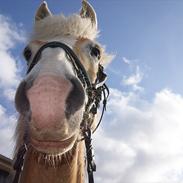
[30,134,77,155]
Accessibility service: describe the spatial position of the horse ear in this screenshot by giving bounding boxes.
[80,0,98,29]
[35,1,52,21]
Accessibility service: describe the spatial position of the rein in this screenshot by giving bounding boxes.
[13,41,109,183]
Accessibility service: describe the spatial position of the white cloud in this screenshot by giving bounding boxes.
[121,57,144,91]
[3,88,16,101]
[0,15,25,100]
[0,14,25,157]
[122,66,144,91]
[0,15,24,51]
[123,57,131,65]
[0,105,16,158]
[94,88,183,183]
[122,57,139,66]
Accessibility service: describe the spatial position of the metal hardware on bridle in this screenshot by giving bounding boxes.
[13,41,109,183]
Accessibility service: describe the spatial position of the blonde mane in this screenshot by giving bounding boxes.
[32,14,99,41]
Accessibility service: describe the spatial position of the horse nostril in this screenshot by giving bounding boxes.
[65,78,85,118]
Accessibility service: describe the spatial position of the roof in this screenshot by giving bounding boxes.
[0,154,12,173]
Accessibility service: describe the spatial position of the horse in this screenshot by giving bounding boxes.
[13,1,112,182]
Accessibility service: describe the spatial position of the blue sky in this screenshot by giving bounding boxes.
[1,0,183,98]
[1,1,183,182]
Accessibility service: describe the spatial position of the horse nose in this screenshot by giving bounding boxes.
[27,75,72,130]
[65,78,85,119]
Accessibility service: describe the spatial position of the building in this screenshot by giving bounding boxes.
[0,155,12,183]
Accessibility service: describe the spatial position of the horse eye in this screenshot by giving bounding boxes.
[23,46,32,61]
[90,46,101,60]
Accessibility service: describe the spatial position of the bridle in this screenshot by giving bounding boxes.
[13,41,109,183]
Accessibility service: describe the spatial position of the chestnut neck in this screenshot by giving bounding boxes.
[19,142,85,183]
